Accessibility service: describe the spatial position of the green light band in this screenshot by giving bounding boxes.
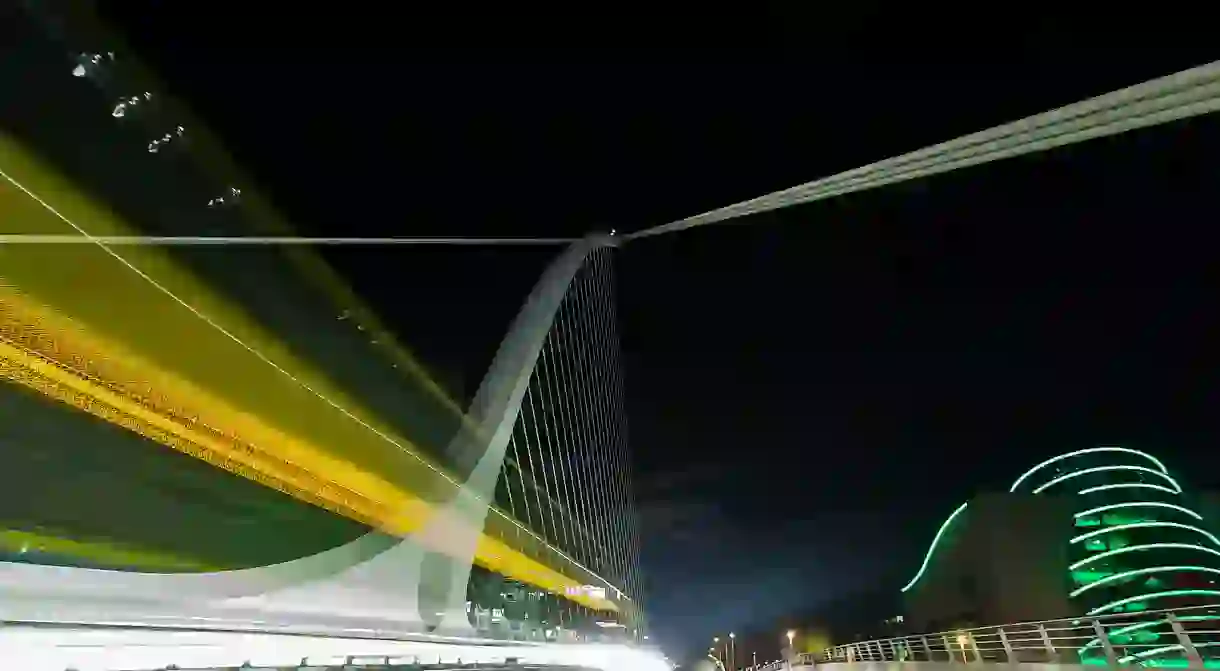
[1074,502,1202,521]
[1078,615,1220,653]
[1070,565,1220,597]
[1070,543,1220,571]
[1071,522,1220,548]
[1009,447,1168,493]
[1087,589,1220,616]
[1118,642,1220,665]
[1078,483,1178,496]
[899,501,968,593]
[1034,465,1181,494]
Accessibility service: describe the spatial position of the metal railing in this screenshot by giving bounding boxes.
[165,665,588,671]
[748,659,788,671]
[812,603,1220,667]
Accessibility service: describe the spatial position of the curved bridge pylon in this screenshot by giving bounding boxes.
[0,234,641,639]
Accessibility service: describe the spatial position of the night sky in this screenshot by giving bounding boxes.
[89,5,1220,659]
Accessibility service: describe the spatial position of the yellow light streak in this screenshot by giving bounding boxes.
[0,285,613,610]
[0,528,216,572]
[0,134,616,612]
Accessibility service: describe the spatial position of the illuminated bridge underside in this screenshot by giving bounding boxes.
[0,226,628,634]
[903,447,1220,665]
[0,117,638,618]
[1,106,636,631]
[1,12,644,635]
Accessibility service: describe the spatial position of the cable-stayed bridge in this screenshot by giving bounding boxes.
[3,5,1220,670]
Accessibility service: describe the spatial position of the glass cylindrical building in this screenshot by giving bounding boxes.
[1011,447,1220,665]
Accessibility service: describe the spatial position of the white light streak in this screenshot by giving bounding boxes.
[0,234,577,246]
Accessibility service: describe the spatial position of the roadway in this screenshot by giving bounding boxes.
[3,623,664,671]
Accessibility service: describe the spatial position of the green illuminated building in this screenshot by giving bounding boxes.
[903,447,1220,666]
[1014,448,1220,619]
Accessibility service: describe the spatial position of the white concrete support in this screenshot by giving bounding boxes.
[0,235,628,638]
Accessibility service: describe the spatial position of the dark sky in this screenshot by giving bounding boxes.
[91,3,1220,658]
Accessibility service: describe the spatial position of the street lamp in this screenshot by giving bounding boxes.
[786,629,796,657]
[729,632,736,671]
[956,633,970,663]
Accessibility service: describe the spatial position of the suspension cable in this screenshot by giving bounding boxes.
[627,61,1220,239]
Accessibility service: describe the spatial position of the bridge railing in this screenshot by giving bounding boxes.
[811,603,1220,667]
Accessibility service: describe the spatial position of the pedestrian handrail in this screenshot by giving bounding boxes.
[746,653,818,671]
[811,602,1220,667]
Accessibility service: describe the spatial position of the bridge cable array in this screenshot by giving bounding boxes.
[497,246,643,606]
[627,60,1220,239]
[0,235,580,245]
[7,62,1218,249]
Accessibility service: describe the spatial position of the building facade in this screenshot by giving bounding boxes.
[902,492,1076,631]
[902,447,1220,664]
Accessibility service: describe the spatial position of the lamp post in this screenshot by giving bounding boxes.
[729,632,736,671]
[786,629,796,664]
